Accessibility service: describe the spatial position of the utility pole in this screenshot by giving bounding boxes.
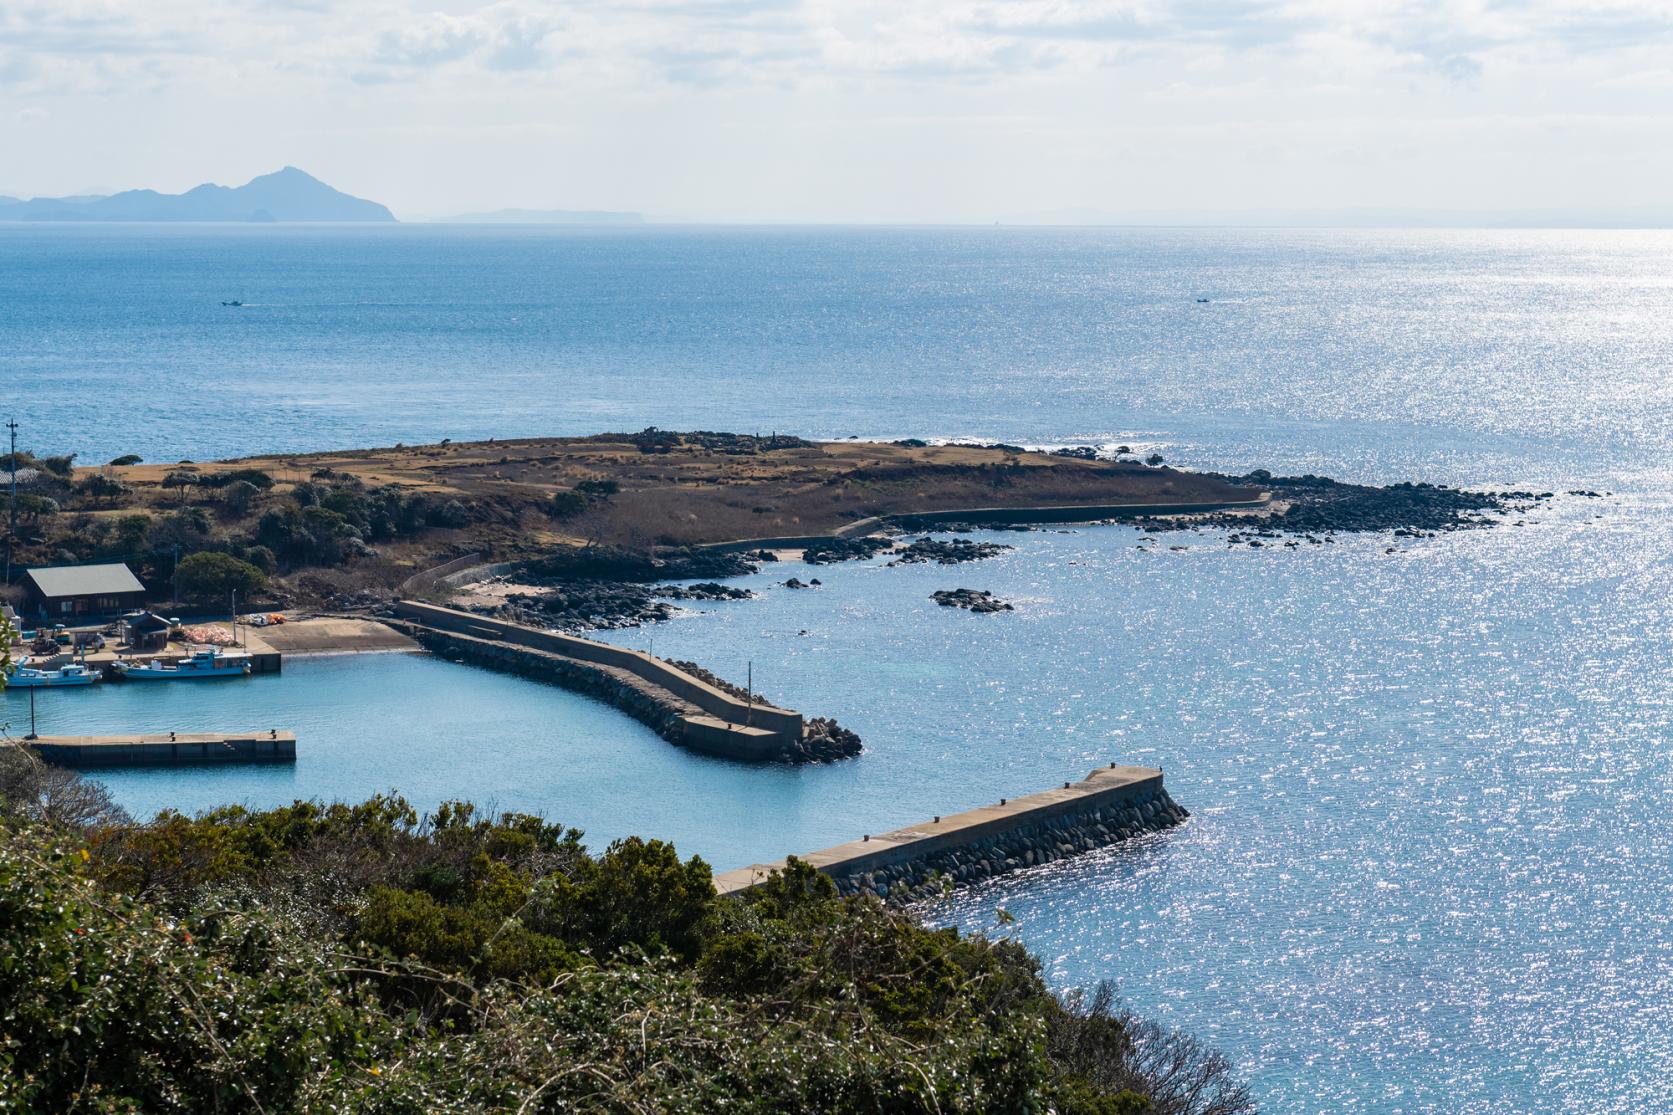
[5,417,17,587]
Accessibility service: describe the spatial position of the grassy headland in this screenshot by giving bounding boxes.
[1,432,1256,609]
[3,429,1535,617]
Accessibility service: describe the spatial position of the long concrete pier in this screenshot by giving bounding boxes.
[714,764,1187,899]
[16,731,296,767]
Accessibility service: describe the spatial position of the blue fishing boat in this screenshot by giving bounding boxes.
[111,647,252,680]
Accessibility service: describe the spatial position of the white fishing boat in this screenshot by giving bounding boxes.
[5,662,102,688]
[111,647,252,680]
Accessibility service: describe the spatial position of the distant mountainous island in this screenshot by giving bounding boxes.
[0,167,395,222]
[442,208,644,225]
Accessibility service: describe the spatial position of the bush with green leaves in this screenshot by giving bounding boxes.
[0,778,1254,1115]
[173,551,268,602]
[74,472,131,507]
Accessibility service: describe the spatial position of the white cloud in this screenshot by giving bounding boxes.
[6,0,1673,219]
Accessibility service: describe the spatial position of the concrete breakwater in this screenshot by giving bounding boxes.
[714,764,1187,899]
[390,601,857,763]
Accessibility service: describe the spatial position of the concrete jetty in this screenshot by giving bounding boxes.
[389,601,854,763]
[714,764,1187,899]
[17,731,296,767]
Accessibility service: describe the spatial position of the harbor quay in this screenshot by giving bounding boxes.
[14,731,296,767]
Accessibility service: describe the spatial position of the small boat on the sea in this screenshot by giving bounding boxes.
[4,662,102,688]
[111,647,252,680]
[221,299,243,307]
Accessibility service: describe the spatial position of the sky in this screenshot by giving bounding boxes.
[3,1,1673,223]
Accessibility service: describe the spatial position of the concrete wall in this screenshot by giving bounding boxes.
[395,601,803,737]
[398,552,487,594]
[714,764,1187,898]
[692,499,1268,554]
[883,499,1266,530]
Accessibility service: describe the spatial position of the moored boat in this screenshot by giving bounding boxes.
[111,647,253,680]
[4,662,102,688]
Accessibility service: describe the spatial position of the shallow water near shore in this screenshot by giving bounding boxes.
[10,225,1673,1112]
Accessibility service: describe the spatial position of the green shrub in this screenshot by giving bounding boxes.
[174,551,268,602]
[550,489,588,518]
[0,785,1254,1115]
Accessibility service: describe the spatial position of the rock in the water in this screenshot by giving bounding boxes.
[931,588,1014,613]
[891,537,1013,565]
[802,536,895,564]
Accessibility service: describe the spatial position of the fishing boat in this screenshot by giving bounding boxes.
[5,662,102,688]
[111,647,252,680]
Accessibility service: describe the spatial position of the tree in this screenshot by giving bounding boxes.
[75,474,130,508]
[1145,453,1165,467]
[221,480,262,516]
[37,453,76,478]
[4,494,59,525]
[173,552,267,603]
[162,471,197,507]
[107,454,143,467]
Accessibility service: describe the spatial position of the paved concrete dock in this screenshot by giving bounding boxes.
[252,617,418,656]
[16,731,296,767]
[70,626,284,675]
[714,764,1176,897]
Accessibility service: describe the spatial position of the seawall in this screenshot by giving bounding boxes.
[693,497,1269,553]
[714,764,1187,899]
[390,602,854,763]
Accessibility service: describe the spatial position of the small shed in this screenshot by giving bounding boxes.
[22,563,148,620]
[122,611,175,651]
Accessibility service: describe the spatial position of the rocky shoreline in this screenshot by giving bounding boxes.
[832,783,1189,902]
[891,537,1014,565]
[453,468,1554,633]
[1148,472,1553,542]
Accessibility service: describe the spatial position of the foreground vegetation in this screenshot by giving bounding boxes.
[0,745,1252,1114]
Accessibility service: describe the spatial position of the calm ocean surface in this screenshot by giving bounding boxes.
[5,225,1673,1112]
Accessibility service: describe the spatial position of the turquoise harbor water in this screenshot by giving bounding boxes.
[6,226,1673,1112]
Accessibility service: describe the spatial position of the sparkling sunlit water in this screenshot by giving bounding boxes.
[6,225,1673,1112]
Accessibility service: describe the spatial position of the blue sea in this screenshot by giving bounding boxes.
[6,224,1673,1113]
